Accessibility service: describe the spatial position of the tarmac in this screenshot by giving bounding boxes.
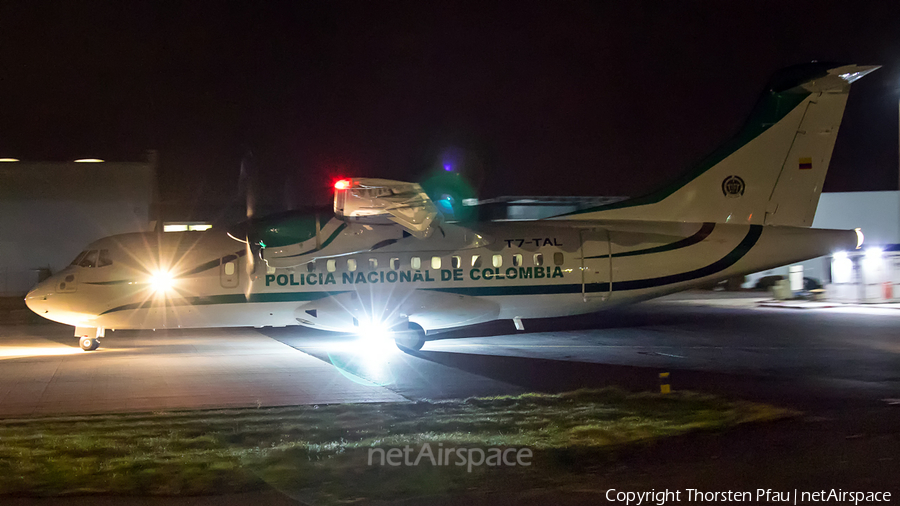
[1,291,899,503]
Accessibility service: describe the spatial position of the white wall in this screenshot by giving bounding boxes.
[0,162,154,295]
[812,191,900,245]
[745,191,900,288]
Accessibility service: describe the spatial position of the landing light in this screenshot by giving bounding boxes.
[354,319,398,354]
[833,251,848,260]
[356,318,390,341]
[866,247,883,260]
[0,158,19,162]
[74,158,104,163]
[149,270,175,293]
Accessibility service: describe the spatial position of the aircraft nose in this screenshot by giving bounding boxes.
[25,278,55,315]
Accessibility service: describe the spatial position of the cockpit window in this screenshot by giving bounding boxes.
[79,250,99,268]
[97,249,113,267]
[70,249,114,268]
[70,251,88,266]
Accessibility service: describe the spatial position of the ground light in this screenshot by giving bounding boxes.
[832,251,853,283]
[863,247,884,271]
[0,346,83,360]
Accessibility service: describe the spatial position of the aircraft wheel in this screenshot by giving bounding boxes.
[80,337,100,351]
[395,324,426,353]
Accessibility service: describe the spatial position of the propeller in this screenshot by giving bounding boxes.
[237,151,261,299]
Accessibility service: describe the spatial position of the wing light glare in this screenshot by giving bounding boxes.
[334,179,350,190]
[74,158,105,163]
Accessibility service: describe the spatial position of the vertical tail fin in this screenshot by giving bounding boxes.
[558,63,879,226]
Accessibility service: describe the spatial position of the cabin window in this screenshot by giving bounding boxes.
[390,258,400,270]
[471,255,482,268]
[307,261,316,272]
[492,254,503,268]
[431,256,441,269]
[512,254,522,267]
[224,261,236,276]
[451,256,461,269]
[347,259,357,272]
[411,257,421,269]
[326,259,337,272]
[369,258,378,269]
[534,253,544,266]
[554,252,564,265]
[79,250,99,268]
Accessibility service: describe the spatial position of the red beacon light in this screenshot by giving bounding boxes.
[334,179,350,190]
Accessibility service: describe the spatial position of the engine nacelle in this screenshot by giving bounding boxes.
[334,178,438,238]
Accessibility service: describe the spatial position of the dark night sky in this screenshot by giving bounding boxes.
[1,1,899,209]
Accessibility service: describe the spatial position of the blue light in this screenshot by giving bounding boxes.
[443,164,453,172]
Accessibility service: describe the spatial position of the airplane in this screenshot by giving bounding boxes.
[26,62,876,353]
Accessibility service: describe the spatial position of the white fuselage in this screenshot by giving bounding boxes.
[25,219,857,336]
[23,63,879,342]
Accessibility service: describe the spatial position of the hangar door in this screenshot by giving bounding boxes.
[579,229,611,301]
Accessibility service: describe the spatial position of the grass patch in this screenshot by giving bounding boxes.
[0,389,796,502]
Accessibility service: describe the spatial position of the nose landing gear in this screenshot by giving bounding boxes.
[75,326,104,352]
[79,337,100,351]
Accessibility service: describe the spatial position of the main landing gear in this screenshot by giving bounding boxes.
[394,323,426,353]
[76,326,104,351]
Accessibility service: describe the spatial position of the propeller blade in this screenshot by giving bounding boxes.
[239,151,257,220]
[238,150,260,299]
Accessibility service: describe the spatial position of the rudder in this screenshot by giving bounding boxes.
[555,63,879,226]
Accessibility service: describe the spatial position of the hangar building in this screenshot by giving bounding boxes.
[0,156,156,296]
[747,191,900,301]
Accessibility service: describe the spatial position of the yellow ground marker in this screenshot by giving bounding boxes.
[659,372,671,394]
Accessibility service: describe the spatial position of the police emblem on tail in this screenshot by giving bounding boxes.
[722,176,745,198]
